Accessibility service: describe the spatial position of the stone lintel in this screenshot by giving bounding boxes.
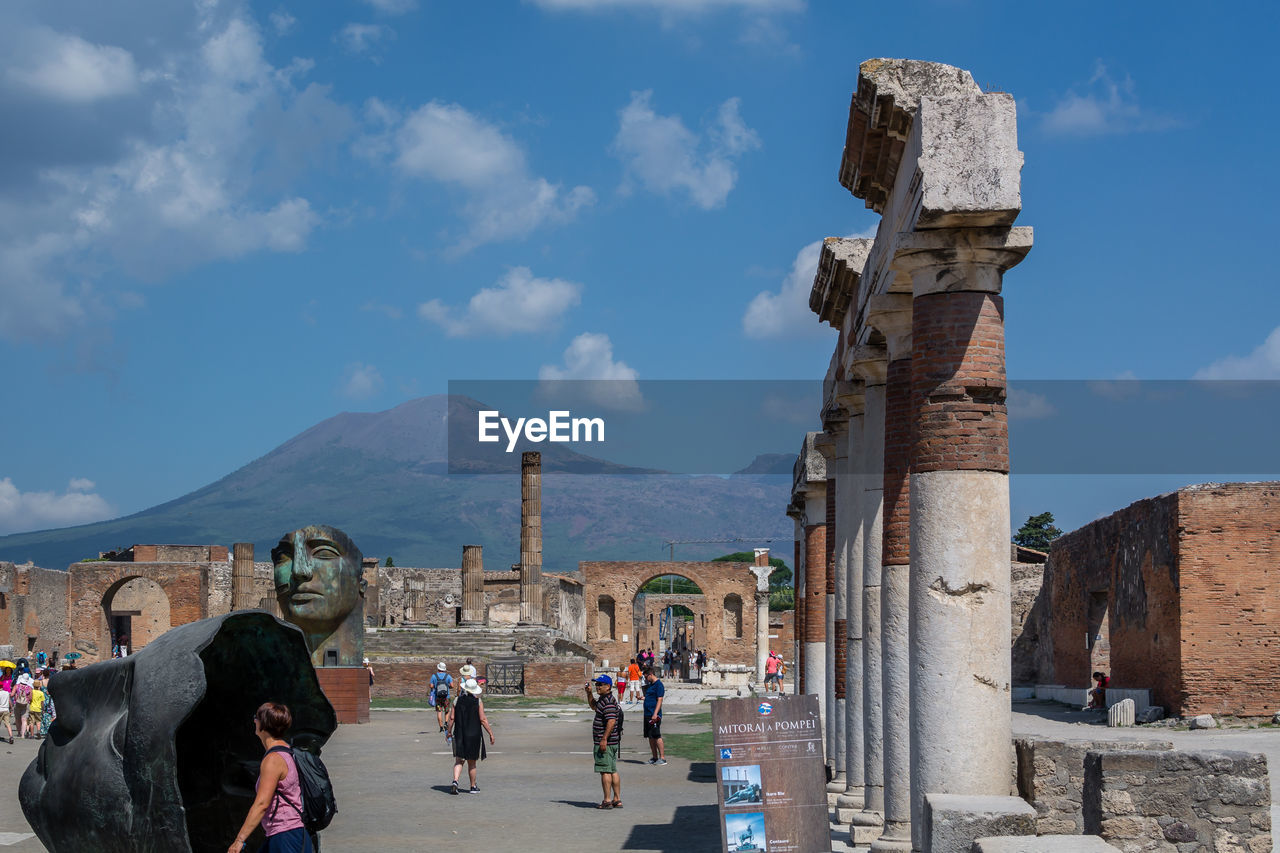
[846,343,889,386]
[839,59,980,212]
[823,379,857,432]
[793,431,829,494]
[865,293,913,360]
[892,227,1033,296]
[811,237,874,328]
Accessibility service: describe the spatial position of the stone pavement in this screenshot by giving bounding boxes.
[0,698,1273,851]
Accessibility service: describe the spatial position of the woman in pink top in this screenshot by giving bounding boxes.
[228,702,313,853]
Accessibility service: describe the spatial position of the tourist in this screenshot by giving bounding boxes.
[585,674,622,809]
[764,650,782,692]
[447,678,495,795]
[0,679,13,744]
[625,659,643,703]
[28,684,45,738]
[363,657,374,687]
[1085,671,1108,710]
[643,668,666,766]
[12,670,34,738]
[227,702,314,853]
[459,661,477,684]
[40,683,54,738]
[0,664,12,694]
[430,663,453,733]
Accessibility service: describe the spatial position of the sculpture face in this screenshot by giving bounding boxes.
[272,524,365,666]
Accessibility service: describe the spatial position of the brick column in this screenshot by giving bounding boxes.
[820,415,850,793]
[519,451,544,625]
[899,228,1031,849]
[461,544,484,626]
[803,498,828,712]
[792,525,804,694]
[231,542,255,611]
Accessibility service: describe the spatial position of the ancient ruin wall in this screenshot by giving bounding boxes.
[1176,483,1280,716]
[545,575,585,643]
[580,561,758,669]
[0,563,70,656]
[376,567,462,627]
[1010,558,1052,686]
[1046,492,1182,712]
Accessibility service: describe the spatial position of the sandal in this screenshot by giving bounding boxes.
[611,800,623,809]
[596,801,613,809]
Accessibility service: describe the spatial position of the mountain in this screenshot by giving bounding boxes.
[733,453,797,476]
[0,396,794,571]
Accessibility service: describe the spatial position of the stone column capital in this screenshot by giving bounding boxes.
[846,343,889,386]
[836,380,867,417]
[891,226,1033,296]
[750,564,773,593]
[823,380,860,434]
[865,294,913,361]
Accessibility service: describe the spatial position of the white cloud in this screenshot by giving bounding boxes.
[529,0,803,12]
[374,101,594,252]
[361,0,418,13]
[340,362,385,399]
[0,8,350,343]
[1007,389,1055,420]
[742,239,826,339]
[1043,61,1178,137]
[0,477,114,535]
[1193,327,1280,380]
[419,267,582,337]
[269,9,297,35]
[337,23,394,55]
[6,28,138,102]
[612,91,759,209]
[538,332,644,411]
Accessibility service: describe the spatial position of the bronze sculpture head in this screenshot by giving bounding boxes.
[272,524,366,667]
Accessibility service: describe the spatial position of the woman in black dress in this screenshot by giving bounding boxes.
[446,678,495,794]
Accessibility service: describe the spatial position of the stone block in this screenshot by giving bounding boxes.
[972,836,1121,853]
[924,794,1035,853]
[1136,706,1164,724]
[1189,714,1217,729]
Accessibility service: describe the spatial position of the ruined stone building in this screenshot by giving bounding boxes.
[1042,481,1280,717]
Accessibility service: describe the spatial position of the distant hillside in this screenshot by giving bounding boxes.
[0,396,793,571]
[734,453,796,476]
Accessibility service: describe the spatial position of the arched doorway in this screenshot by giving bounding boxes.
[633,574,705,678]
[101,576,171,655]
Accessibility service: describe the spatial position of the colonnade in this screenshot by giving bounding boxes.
[787,58,1032,851]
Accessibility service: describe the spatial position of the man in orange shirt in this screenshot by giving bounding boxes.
[625,658,643,703]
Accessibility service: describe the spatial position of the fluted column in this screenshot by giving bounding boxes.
[836,383,867,822]
[232,542,256,611]
[519,451,544,625]
[900,227,1031,850]
[461,544,485,626]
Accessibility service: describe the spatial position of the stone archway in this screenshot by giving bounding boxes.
[579,560,759,669]
[67,559,210,663]
[102,576,172,654]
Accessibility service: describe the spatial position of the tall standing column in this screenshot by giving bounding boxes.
[818,421,847,794]
[900,228,1031,849]
[836,384,867,822]
[461,544,485,626]
[752,548,772,683]
[519,451,544,626]
[232,542,256,611]
[789,515,804,695]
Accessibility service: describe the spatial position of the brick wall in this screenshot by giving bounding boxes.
[1177,483,1280,716]
[580,561,758,669]
[768,610,794,668]
[67,561,210,663]
[370,659,589,699]
[524,660,592,697]
[316,666,370,724]
[1011,559,1051,685]
[1046,492,1182,711]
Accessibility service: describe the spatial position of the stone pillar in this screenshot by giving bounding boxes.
[752,548,772,683]
[519,451,544,626]
[231,542,255,611]
[818,418,847,793]
[803,509,827,711]
[792,523,803,695]
[461,544,485,626]
[836,383,867,822]
[899,228,1031,850]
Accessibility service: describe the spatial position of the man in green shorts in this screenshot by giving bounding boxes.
[585,674,622,809]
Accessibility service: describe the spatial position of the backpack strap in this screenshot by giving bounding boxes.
[264,745,305,821]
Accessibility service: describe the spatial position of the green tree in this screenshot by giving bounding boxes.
[713,552,794,606]
[384,556,395,567]
[1013,512,1063,552]
[639,575,702,594]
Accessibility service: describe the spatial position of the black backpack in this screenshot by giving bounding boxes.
[266,745,337,832]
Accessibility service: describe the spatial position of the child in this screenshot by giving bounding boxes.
[28,686,45,738]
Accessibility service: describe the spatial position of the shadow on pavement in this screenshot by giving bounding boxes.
[1013,699,1109,726]
[687,762,714,782]
[621,804,720,851]
[554,800,613,809]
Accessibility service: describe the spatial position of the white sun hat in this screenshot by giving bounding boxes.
[461,678,482,696]
[437,662,447,672]
[459,664,477,679]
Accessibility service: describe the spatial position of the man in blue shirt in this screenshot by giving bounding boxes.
[642,667,666,765]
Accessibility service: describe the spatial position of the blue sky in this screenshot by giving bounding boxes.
[2,0,1278,539]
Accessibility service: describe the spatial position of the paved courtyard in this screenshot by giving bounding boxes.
[0,699,1274,851]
